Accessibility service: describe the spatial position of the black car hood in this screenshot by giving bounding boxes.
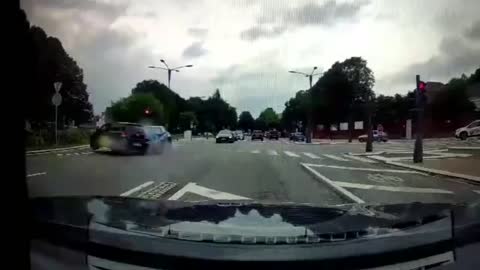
[30,196,480,243]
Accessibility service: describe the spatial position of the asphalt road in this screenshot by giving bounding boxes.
[26,138,480,206]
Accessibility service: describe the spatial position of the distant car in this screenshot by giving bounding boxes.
[143,125,172,154]
[455,120,480,140]
[233,130,245,140]
[90,122,149,154]
[216,130,235,143]
[267,130,280,140]
[358,130,388,142]
[251,130,264,141]
[289,132,305,142]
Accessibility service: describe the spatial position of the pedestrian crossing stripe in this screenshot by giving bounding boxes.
[284,151,300,157]
[251,150,260,154]
[343,154,376,163]
[303,152,321,159]
[268,150,278,155]
[323,154,349,161]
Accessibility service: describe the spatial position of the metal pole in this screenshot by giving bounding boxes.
[413,74,423,163]
[55,105,58,145]
[365,93,373,152]
[305,75,313,143]
[167,69,172,89]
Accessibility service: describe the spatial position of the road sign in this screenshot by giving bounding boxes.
[54,81,62,92]
[52,93,62,106]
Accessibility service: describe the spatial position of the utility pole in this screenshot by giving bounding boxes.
[413,75,427,163]
[289,67,323,143]
[365,91,373,152]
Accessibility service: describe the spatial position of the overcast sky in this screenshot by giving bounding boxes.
[22,0,480,117]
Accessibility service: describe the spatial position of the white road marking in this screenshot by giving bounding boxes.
[301,163,427,175]
[74,152,80,155]
[57,153,63,157]
[303,152,321,159]
[27,172,47,178]
[65,153,72,156]
[301,164,365,203]
[473,190,480,195]
[323,154,349,161]
[343,154,377,163]
[284,151,300,157]
[120,181,154,197]
[334,181,454,194]
[168,182,250,201]
[268,150,279,156]
[251,149,260,154]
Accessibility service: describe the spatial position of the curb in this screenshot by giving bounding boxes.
[27,144,89,155]
[368,156,480,185]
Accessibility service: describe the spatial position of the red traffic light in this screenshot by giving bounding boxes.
[418,81,426,92]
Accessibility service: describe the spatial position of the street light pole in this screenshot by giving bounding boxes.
[288,67,323,143]
[148,59,193,89]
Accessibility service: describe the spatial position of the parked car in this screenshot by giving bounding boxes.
[90,122,149,154]
[267,130,280,140]
[143,125,172,154]
[455,120,480,140]
[358,130,388,142]
[289,132,305,141]
[233,130,245,140]
[251,130,264,141]
[216,129,235,143]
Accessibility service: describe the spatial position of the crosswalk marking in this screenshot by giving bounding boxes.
[323,154,349,161]
[268,150,279,156]
[284,151,300,157]
[343,154,376,163]
[251,150,260,154]
[303,152,321,159]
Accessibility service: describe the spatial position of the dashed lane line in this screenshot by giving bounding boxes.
[323,154,349,161]
[284,151,300,158]
[251,150,260,154]
[302,152,321,159]
[27,172,47,178]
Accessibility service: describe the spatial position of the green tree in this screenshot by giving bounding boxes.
[131,80,187,130]
[106,93,164,124]
[238,111,255,131]
[179,111,198,131]
[27,25,93,128]
[257,107,280,129]
[281,90,309,131]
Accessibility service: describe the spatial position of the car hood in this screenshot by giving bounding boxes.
[30,196,480,242]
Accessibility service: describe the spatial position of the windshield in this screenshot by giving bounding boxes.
[23,0,480,265]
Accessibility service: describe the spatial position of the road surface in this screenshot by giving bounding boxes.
[26,138,480,206]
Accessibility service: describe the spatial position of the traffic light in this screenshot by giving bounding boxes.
[144,108,151,115]
[418,81,427,93]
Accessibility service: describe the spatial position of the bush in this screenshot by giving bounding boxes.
[26,128,92,148]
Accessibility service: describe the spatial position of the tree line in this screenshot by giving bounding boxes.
[24,21,94,130]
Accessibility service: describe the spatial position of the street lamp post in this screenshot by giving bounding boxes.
[148,59,193,89]
[288,67,323,143]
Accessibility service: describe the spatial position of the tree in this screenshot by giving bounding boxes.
[238,111,255,131]
[281,90,309,131]
[131,80,187,130]
[106,93,164,124]
[179,111,198,131]
[257,107,280,129]
[27,25,93,128]
[201,89,237,131]
[310,57,375,138]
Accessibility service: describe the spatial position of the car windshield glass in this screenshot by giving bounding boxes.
[23,0,480,262]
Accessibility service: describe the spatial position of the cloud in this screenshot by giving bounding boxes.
[187,27,208,38]
[182,41,208,58]
[465,20,480,40]
[241,0,370,41]
[377,36,480,93]
[240,25,287,41]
